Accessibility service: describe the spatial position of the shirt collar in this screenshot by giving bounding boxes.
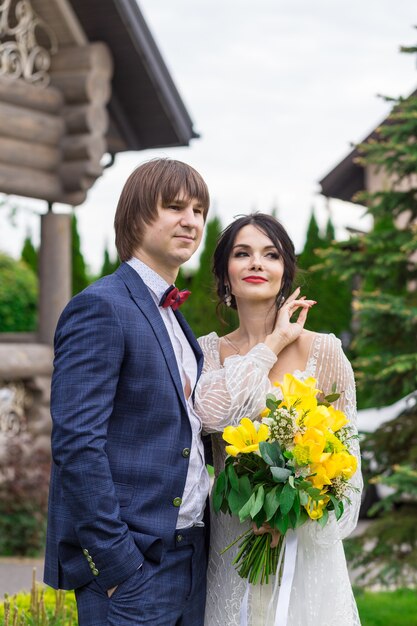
[127,257,171,302]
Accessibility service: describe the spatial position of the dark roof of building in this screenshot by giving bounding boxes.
[319,88,417,203]
[68,0,198,152]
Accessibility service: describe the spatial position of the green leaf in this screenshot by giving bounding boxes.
[329,494,343,520]
[295,508,309,528]
[299,490,309,506]
[250,485,265,518]
[306,486,322,500]
[226,462,239,491]
[324,393,341,403]
[275,513,289,534]
[212,472,226,512]
[239,475,252,501]
[317,508,329,528]
[271,466,292,483]
[259,441,284,467]
[279,481,296,516]
[239,492,256,522]
[264,486,281,520]
[228,488,249,516]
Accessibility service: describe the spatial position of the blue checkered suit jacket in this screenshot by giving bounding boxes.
[44,263,203,592]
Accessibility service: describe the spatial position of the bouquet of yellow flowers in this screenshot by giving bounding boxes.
[212,373,358,584]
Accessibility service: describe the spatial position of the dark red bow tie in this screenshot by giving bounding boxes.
[160,285,191,310]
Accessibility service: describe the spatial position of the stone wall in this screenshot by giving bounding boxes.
[0,343,53,455]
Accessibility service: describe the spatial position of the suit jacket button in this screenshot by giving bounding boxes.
[92,568,99,576]
[172,497,182,507]
[182,448,190,458]
[89,561,96,569]
[82,548,89,556]
[87,555,93,563]
[176,534,183,543]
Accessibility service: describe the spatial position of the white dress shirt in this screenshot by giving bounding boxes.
[127,257,210,528]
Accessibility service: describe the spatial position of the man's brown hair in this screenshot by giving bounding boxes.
[114,158,210,261]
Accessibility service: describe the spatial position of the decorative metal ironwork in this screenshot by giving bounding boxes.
[0,0,58,87]
[0,383,26,436]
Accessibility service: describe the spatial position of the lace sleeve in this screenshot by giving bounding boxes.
[194,332,277,433]
[304,334,363,546]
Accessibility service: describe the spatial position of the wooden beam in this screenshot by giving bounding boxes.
[0,162,85,205]
[49,71,111,105]
[0,136,60,172]
[63,103,109,135]
[61,134,106,162]
[0,101,64,146]
[0,76,63,114]
[50,43,113,77]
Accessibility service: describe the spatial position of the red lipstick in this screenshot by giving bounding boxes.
[243,276,268,283]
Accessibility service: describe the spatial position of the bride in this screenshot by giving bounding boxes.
[194,213,363,626]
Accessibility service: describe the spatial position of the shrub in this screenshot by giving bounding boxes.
[0,572,76,625]
[0,433,50,556]
[0,253,37,332]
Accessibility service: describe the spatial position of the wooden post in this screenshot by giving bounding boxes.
[38,213,72,345]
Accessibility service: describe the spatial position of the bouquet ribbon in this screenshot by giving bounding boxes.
[240,530,298,626]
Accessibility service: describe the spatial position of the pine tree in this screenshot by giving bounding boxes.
[322,44,417,586]
[71,213,89,295]
[297,210,352,338]
[99,244,119,278]
[21,231,38,275]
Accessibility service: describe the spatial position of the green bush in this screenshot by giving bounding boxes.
[0,253,37,332]
[0,434,50,556]
[0,576,76,625]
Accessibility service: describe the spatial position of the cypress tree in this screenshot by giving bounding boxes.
[21,231,38,275]
[71,213,89,295]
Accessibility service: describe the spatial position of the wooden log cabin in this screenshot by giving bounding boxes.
[0,0,198,344]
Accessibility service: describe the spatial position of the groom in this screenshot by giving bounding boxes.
[44,158,211,625]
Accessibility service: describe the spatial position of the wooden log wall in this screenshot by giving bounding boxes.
[50,42,113,196]
[0,43,113,206]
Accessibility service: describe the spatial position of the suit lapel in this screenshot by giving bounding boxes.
[116,264,187,411]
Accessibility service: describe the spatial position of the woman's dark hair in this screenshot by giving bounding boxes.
[213,213,296,310]
[115,158,210,261]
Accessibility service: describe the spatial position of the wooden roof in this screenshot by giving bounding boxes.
[34,0,198,152]
[319,88,417,203]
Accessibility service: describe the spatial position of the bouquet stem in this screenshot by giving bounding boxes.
[230,531,283,585]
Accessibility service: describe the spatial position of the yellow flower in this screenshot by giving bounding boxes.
[304,405,332,432]
[308,464,332,490]
[223,418,269,457]
[275,374,322,412]
[327,405,348,432]
[305,493,330,519]
[325,431,346,454]
[323,451,357,481]
[260,407,270,418]
[294,427,327,463]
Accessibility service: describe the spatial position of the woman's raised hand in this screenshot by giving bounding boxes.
[264,287,316,355]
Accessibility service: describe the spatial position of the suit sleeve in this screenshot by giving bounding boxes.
[51,290,143,591]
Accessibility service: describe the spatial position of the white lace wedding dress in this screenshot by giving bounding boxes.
[194,332,363,626]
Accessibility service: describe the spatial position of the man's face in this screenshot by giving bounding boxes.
[134,191,205,283]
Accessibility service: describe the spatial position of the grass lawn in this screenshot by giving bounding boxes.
[355,588,417,626]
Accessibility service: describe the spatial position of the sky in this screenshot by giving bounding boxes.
[0,0,416,273]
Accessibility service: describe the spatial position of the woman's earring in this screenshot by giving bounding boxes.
[276,291,285,308]
[224,285,232,307]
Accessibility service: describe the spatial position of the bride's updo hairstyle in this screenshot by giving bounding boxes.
[213,213,296,310]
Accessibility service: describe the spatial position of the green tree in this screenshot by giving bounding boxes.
[178,216,237,338]
[99,244,119,278]
[297,210,352,338]
[0,253,37,331]
[71,213,89,295]
[323,45,417,586]
[21,231,38,275]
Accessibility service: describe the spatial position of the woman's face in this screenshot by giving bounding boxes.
[227,224,284,305]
